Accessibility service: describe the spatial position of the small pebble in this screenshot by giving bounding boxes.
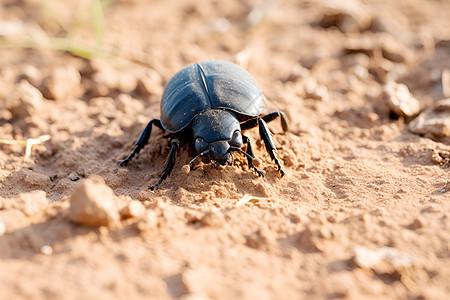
[384,81,420,118]
[409,99,450,137]
[68,172,80,181]
[431,151,443,164]
[407,217,425,230]
[67,175,119,227]
[40,245,53,255]
[182,165,191,174]
[252,158,262,168]
[120,201,146,219]
[4,80,43,118]
[352,246,415,269]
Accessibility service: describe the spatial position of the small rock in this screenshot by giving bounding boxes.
[304,77,329,101]
[435,98,450,111]
[384,82,420,118]
[120,201,146,219]
[440,181,450,193]
[3,80,44,118]
[409,98,450,137]
[21,64,42,85]
[431,150,443,164]
[42,66,81,100]
[68,172,80,181]
[0,221,6,236]
[407,217,425,230]
[137,210,159,232]
[67,175,119,226]
[181,165,191,174]
[252,157,262,168]
[15,190,49,217]
[200,211,224,227]
[380,37,414,64]
[352,246,415,269]
[316,0,372,33]
[246,228,274,250]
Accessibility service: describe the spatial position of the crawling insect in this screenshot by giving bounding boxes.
[120,60,288,190]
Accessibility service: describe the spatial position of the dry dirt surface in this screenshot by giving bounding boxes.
[1,0,450,299]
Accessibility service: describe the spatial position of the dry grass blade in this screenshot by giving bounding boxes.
[0,134,50,162]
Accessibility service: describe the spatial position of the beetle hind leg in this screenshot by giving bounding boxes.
[120,119,164,167]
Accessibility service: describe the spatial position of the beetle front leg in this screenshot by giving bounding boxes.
[120,119,164,167]
[148,138,180,190]
[258,118,286,177]
[242,135,264,177]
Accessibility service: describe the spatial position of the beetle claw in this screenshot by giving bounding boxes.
[253,167,265,177]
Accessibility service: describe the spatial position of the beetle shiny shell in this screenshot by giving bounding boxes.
[160,61,265,133]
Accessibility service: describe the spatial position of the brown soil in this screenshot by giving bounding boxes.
[1,0,450,299]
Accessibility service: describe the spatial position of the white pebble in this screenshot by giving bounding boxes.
[0,221,6,236]
[40,245,53,255]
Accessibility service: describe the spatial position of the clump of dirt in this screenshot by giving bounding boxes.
[1,0,450,299]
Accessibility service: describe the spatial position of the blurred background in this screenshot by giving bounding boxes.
[1,0,449,135]
[1,1,450,299]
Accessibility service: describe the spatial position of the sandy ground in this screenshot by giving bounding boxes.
[1,0,450,299]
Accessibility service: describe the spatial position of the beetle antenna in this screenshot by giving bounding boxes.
[188,149,211,167]
[229,147,254,160]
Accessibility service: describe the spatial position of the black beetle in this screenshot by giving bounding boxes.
[120,60,288,190]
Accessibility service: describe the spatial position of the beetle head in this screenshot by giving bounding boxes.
[195,130,243,166]
[191,110,243,166]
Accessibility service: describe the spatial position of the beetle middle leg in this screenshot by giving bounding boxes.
[120,119,164,166]
[241,112,287,177]
[149,138,182,190]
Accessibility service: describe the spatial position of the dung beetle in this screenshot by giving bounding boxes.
[120,60,288,190]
